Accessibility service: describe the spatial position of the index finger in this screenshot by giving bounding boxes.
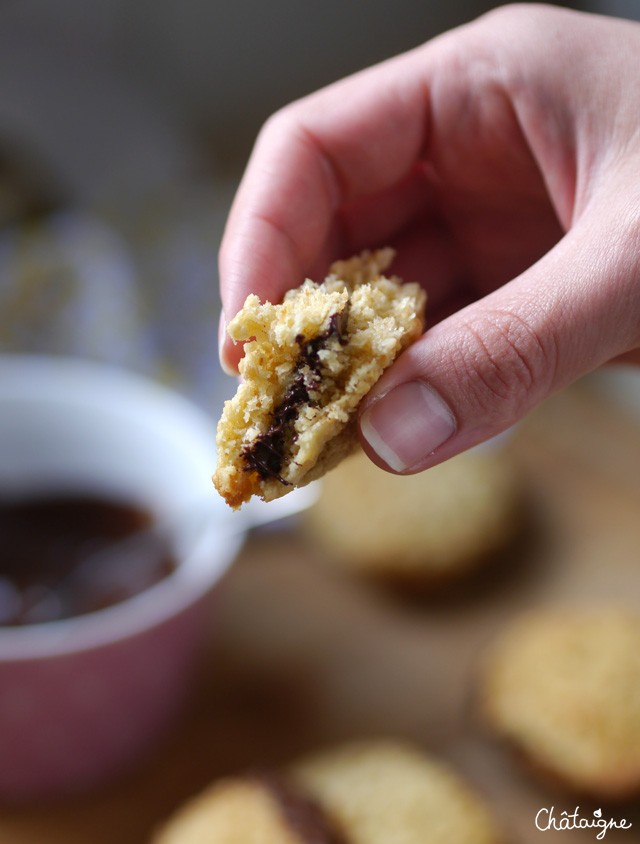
[218,46,431,372]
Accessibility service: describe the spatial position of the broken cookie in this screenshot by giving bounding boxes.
[213,249,426,509]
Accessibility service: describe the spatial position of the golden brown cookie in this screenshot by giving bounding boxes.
[153,776,345,844]
[291,740,503,844]
[153,741,503,844]
[481,608,640,799]
[303,448,520,589]
[213,250,425,509]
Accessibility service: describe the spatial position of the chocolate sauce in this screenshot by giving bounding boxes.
[243,305,350,482]
[257,774,348,844]
[0,494,176,626]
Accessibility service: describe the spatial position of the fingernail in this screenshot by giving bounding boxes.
[360,381,456,471]
[218,311,235,376]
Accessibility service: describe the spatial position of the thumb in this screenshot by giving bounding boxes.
[359,205,640,473]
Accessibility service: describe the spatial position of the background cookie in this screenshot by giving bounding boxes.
[214,250,425,509]
[291,740,503,844]
[303,448,521,589]
[153,741,503,844]
[481,608,640,800]
[152,777,345,844]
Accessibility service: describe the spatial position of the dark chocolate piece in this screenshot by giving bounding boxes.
[256,773,349,844]
[243,304,350,482]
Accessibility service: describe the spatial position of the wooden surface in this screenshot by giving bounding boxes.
[2,382,640,843]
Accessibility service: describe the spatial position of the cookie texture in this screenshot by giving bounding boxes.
[482,608,640,799]
[291,741,503,844]
[213,250,426,509]
[153,741,502,844]
[304,448,520,588]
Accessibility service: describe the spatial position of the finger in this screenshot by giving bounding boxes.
[385,213,465,313]
[358,194,640,473]
[220,172,463,372]
[318,191,464,310]
[337,163,434,256]
[219,212,463,374]
[218,45,434,371]
[607,350,640,367]
[220,207,465,374]
[257,164,441,297]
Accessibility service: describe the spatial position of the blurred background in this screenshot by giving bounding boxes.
[2,2,640,842]
[0,0,630,414]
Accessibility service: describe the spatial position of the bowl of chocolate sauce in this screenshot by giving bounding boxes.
[0,355,246,801]
[0,494,178,627]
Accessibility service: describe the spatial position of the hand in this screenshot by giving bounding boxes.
[219,3,640,474]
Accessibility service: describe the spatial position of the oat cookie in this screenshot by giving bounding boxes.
[153,776,345,844]
[213,250,425,509]
[304,448,520,588]
[153,741,503,844]
[481,608,640,799]
[291,741,503,844]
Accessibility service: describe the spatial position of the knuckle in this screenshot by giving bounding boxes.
[259,106,292,142]
[473,3,570,64]
[476,3,549,30]
[453,309,556,419]
[257,103,309,151]
[257,103,320,164]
